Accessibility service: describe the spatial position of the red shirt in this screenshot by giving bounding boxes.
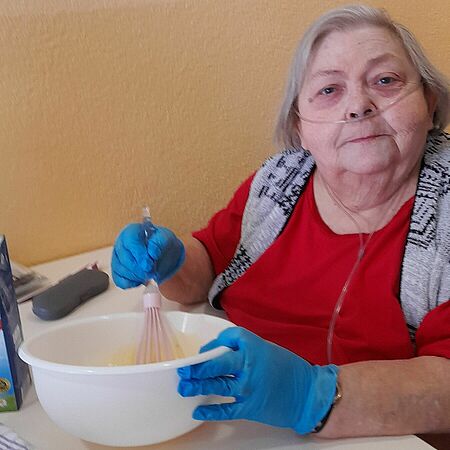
[193,174,450,365]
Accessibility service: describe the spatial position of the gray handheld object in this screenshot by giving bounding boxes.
[32,269,109,320]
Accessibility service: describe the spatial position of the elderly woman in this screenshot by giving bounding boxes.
[112,5,449,438]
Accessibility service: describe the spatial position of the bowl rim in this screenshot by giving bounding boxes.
[18,311,233,375]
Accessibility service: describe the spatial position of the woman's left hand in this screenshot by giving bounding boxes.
[177,327,339,434]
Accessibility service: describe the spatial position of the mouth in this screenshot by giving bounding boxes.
[346,134,388,144]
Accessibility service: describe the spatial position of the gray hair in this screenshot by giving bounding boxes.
[275,4,449,150]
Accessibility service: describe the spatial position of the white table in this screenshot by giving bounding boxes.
[2,247,435,449]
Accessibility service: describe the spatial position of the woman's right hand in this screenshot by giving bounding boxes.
[111,223,185,289]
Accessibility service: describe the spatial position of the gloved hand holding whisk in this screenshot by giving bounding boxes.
[112,223,185,288]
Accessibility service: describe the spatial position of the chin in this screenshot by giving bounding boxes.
[340,155,395,175]
[344,165,391,175]
[339,144,397,175]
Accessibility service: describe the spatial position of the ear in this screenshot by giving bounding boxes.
[423,85,438,130]
[296,122,308,151]
[296,117,302,140]
[293,112,307,150]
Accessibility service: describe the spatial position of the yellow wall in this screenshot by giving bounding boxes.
[1,0,448,265]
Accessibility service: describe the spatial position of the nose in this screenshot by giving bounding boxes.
[345,87,377,121]
[349,108,374,119]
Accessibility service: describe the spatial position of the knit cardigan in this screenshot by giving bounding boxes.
[208,132,450,340]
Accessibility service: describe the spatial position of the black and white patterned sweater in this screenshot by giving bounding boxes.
[208,132,450,343]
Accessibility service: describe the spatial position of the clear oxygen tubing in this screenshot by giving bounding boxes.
[323,182,375,365]
[322,173,412,364]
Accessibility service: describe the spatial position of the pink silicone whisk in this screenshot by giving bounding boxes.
[135,207,182,364]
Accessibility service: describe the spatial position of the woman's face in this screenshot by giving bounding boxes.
[296,26,436,179]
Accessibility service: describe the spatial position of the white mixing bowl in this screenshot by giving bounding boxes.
[19,311,234,447]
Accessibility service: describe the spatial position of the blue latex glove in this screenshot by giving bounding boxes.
[178,327,339,434]
[111,223,185,288]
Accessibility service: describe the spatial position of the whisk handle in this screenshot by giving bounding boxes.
[143,289,161,308]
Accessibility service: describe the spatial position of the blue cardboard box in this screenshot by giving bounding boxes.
[0,236,31,410]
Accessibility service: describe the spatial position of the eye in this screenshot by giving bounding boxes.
[319,86,337,95]
[377,76,397,86]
